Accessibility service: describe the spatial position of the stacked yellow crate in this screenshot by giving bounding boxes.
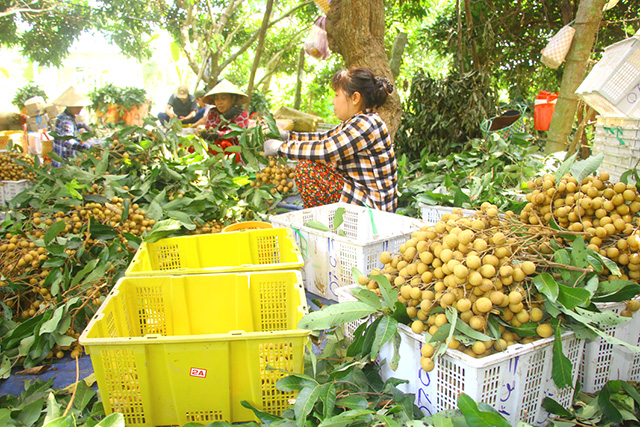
[80,228,309,426]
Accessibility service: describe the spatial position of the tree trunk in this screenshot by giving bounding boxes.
[246,0,275,102]
[294,47,305,110]
[325,0,402,139]
[544,0,607,154]
[389,32,408,80]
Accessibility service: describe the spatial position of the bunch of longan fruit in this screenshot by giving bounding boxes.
[251,159,296,195]
[0,151,36,181]
[358,204,562,371]
[523,172,640,281]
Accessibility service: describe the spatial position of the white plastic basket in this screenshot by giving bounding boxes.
[270,202,421,301]
[579,301,640,393]
[576,36,640,118]
[0,180,29,207]
[419,203,477,225]
[378,324,584,426]
[592,116,640,182]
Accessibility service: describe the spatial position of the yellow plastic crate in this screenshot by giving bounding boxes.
[80,271,310,426]
[125,228,303,277]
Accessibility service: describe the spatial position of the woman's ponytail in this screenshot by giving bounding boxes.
[332,68,394,109]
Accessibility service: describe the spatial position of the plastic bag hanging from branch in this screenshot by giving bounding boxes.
[541,25,576,69]
[304,17,331,60]
[313,0,331,13]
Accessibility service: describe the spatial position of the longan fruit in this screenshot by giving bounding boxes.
[474,297,493,313]
[421,357,435,372]
[411,320,425,334]
[530,307,543,322]
[421,343,435,358]
[469,315,485,331]
[456,298,472,312]
[627,300,640,312]
[380,251,392,264]
[508,291,523,305]
[537,323,553,338]
[472,341,486,355]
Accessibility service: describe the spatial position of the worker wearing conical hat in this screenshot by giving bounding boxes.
[51,86,94,167]
[202,79,250,162]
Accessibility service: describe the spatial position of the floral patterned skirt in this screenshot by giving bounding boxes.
[294,160,344,208]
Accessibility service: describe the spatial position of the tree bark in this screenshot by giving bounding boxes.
[544,0,607,154]
[389,32,408,80]
[294,47,305,110]
[246,0,275,102]
[325,0,402,139]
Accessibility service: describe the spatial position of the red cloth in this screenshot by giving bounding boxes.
[203,107,250,162]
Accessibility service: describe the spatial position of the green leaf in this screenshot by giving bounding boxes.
[0,409,16,427]
[555,152,577,185]
[620,381,640,407]
[598,383,622,424]
[144,218,183,243]
[42,417,74,427]
[335,395,369,410]
[70,259,99,288]
[593,280,640,302]
[73,380,97,411]
[532,273,559,303]
[351,287,382,310]
[570,236,588,269]
[588,250,621,276]
[541,397,572,418]
[369,273,395,309]
[43,392,62,425]
[304,220,330,232]
[389,330,402,371]
[40,306,65,334]
[16,398,44,427]
[457,393,511,427]
[427,323,451,344]
[371,315,398,360]
[240,401,284,423]
[333,207,346,230]
[319,382,337,420]
[317,409,374,427]
[454,319,493,342]
[44,221,66,245]
[552,329,573,389]
[294,385,323,426]
[276,375,315,392]
[0,355,11,379]
[557,282,591,309]
[571,152,603,184]
[361,316,382,356]
[298,301,378,330]
[554,249,572,281]
[95,413,125,427]
[390,301,411,324]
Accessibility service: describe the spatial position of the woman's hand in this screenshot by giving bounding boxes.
[263,139,284,157]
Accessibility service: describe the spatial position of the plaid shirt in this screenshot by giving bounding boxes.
[280,109,397,212]
[52,110,92,167]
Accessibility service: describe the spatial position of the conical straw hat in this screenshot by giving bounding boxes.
[53,86,91,107]
[203,79,249,105]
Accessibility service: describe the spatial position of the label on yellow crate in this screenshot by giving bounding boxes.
[190,367,207,378]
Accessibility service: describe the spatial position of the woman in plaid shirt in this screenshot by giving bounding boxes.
[264,68,397,212]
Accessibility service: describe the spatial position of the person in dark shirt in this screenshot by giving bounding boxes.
[157,84,198,125]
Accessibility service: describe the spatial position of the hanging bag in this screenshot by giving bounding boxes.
[541,25,576,69]
[304,17,330,60]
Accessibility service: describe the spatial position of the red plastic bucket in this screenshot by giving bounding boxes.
[534,90,558,131]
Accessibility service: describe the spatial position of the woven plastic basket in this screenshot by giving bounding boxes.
[481,110,526,140]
